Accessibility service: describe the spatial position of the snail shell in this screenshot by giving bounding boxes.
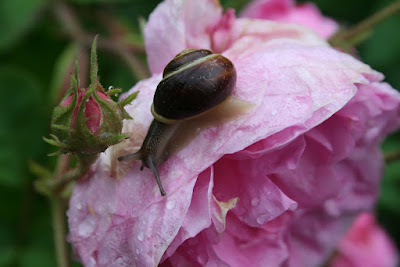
[152,49,236,123]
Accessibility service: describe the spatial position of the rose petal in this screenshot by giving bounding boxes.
[240,0,338,38]
[145,0,223,74]
[160,167,214,262]
[330,213,399,267]
[285,210,354,267]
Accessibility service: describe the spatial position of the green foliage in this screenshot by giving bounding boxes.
[0,68,48,187]
[71,0,130,4]
[360,14,400,88]
[0,0,399,266]
[0,0,47,51]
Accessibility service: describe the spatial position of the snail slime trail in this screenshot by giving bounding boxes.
[118,49,251,196]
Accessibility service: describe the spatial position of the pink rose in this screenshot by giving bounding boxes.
[241,0,338,39]
[330,213,398,267]
[67,0,400,266]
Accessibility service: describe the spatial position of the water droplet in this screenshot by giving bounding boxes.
[197,255,206,264]
[166,199,176,210]
[324,199,339,216]
[256,214,269,225]
[251,198,260,207]
[76,202,83,210]
[135,248,140,255]
[108,86,114,91]
[112,257,124,266]
[272,109,278,115]
[89,257,96,265]
[287,160,297,170]
[78,217,96,238]
[137,232,145,241]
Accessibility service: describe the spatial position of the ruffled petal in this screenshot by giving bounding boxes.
[240,0,338,38]
[145,0,223,74]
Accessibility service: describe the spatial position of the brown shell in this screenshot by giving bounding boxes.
[153,49,237,121]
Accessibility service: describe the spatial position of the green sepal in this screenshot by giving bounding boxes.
[50,68,79,145]
[43,135,68,149]
[103,133,130,146]
[122,109,132,120]
[93,88,124,137]
[106,88,122,96]
[118,91,139,119]
[51,124,73,132]
[48,150,63,157]
[118,91,139,107]
[90,35,99,85]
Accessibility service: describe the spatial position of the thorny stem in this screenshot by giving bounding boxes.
[329,0,400,49]
[51,155,71,267]
[53,1,149,80]
[47,154,97,193]
[47,153,97,267]
[51,196,69,267]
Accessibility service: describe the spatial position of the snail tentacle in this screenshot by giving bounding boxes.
[148,156,166,196]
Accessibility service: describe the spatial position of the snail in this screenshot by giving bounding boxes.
[118,48,251,196]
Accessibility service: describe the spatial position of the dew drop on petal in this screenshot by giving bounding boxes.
[272,109,278,115]
[78,217,96,238]
[108,86,114,90]
[256,214,269,225]
[197,255,206,265]
[251,198,260,207]
[137,232,145,241]
[166,199,176,210]
[135,249,140,255]
[89,257,96,265]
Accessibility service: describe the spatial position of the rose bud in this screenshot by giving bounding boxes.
[44,37,137,156]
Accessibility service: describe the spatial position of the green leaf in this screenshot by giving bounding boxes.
[0,0,47,52]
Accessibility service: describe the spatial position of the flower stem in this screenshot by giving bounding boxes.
[50,155,71,267]
[47,154,98,193]
[329,0,400,48]
[51,196,70,267]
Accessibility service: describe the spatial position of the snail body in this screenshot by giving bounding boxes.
[118,49,248,196]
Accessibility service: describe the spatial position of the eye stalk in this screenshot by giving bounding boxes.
[118,49,240,196]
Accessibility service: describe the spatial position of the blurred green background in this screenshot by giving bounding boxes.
[0,0,399,266]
